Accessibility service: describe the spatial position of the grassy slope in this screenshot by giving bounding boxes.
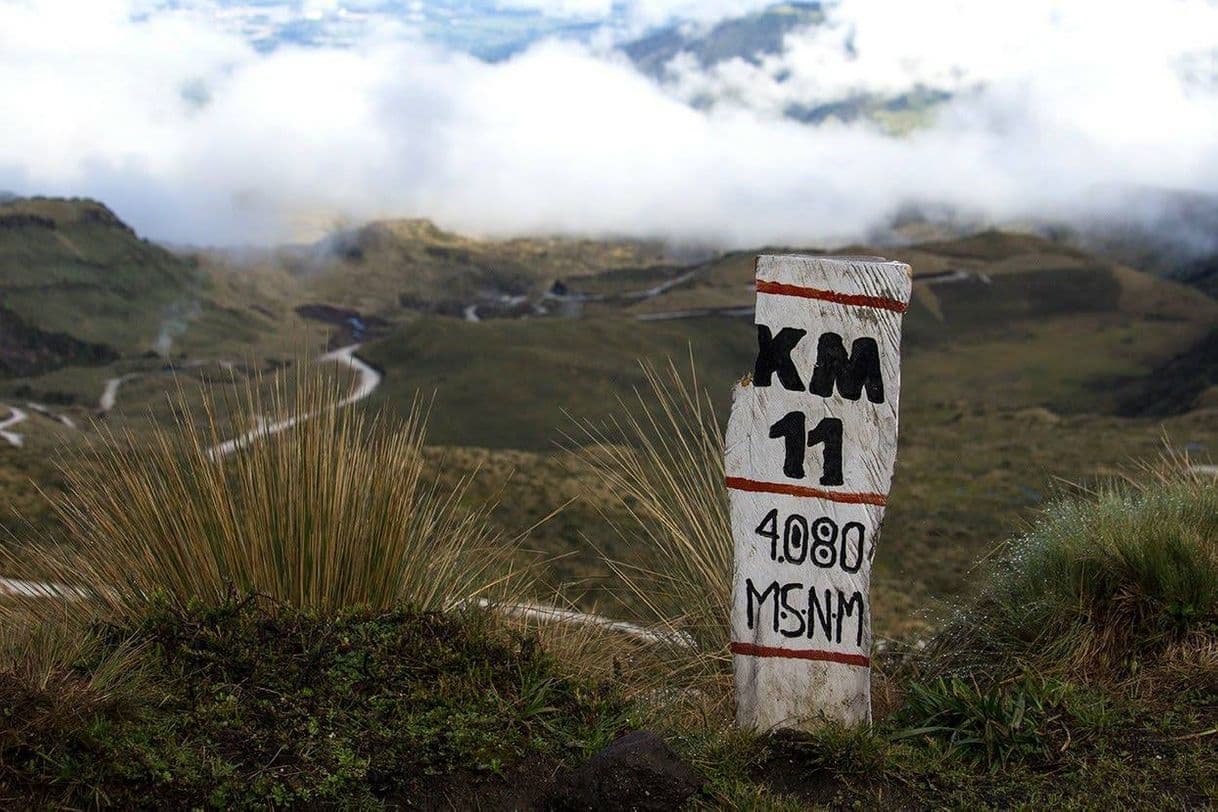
[294,218,672,316]
[0,198,196,355]
[362,232,1218,633]
[363,314,750,450]
[0,196,328,388]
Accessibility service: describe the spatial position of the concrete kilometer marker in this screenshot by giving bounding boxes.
[726,255,911,731]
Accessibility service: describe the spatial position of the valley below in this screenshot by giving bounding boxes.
[2,195,1218,636]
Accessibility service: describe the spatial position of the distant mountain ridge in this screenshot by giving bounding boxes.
[0,197,270,378]
[623,2,825,77]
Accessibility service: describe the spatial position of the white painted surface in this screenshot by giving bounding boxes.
[726,255,911,732]
[0,405,28,447]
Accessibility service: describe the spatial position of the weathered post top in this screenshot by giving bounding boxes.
[726,254,912,731]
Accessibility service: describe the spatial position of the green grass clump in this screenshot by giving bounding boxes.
[877,462,1218,793]
[0,597,628,807]
[926,463,1218,685]
[893,673,1119,769]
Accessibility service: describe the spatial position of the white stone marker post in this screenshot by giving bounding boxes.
[726,255,912,731]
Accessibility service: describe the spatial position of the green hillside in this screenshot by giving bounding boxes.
[362,229,1218,447]
[0,197,292,376]
[362,315,750,450]
[2,198,1216,639]
[357,229,1218,631]
[291,219,672,317]
[0,197,198,359]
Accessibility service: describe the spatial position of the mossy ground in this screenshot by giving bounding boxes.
[0,600,629,808]
[4,600,1212,808]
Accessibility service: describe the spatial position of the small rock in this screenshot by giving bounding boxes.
[550,730,701,811]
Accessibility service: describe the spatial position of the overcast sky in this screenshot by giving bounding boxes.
[2,0,1217,247]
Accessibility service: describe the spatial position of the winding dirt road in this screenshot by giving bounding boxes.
[207,345,382,458]
[27,402,76,429]
[99,373,141,414]
[0,576,86,599]
[0,405,27,447]
[476,599,695,648]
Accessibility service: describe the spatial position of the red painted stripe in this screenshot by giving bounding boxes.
[731,641,870,667]
[756,279,908,313]
[725,476,887,506]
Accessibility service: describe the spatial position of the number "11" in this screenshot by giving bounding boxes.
[768,412,843,485]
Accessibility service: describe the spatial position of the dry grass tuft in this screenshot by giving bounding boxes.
[563,357,733,707]
[0,363,522,621]
[0,609,148,741]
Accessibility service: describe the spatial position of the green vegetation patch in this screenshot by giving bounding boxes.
[362,314,753,449]
[676,468,1218,808]
[925,467,1218,683]
[0,600,627,808]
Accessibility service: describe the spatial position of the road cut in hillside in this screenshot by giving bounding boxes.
[99,374,140,414]
[208,344,381,458]
[0,405,27,447]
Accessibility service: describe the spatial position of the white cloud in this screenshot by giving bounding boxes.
[494,0,613,18]
[485,0,776,29]
[1,0,1216,247]
[616,0,777,30]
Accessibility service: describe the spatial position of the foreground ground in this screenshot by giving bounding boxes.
[3,586,1215,808]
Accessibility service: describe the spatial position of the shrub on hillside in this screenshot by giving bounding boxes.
[923,462,1218,687]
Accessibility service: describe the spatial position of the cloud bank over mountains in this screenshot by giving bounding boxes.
[2,0,1216,247]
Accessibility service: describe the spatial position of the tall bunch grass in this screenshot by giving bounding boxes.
[924,458,1218,686]
[568,358,733,693]
[1,363,520,619]
[0,604,149,750]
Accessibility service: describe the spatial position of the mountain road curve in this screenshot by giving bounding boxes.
[207,344,382,458]
[0,406,28,447]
